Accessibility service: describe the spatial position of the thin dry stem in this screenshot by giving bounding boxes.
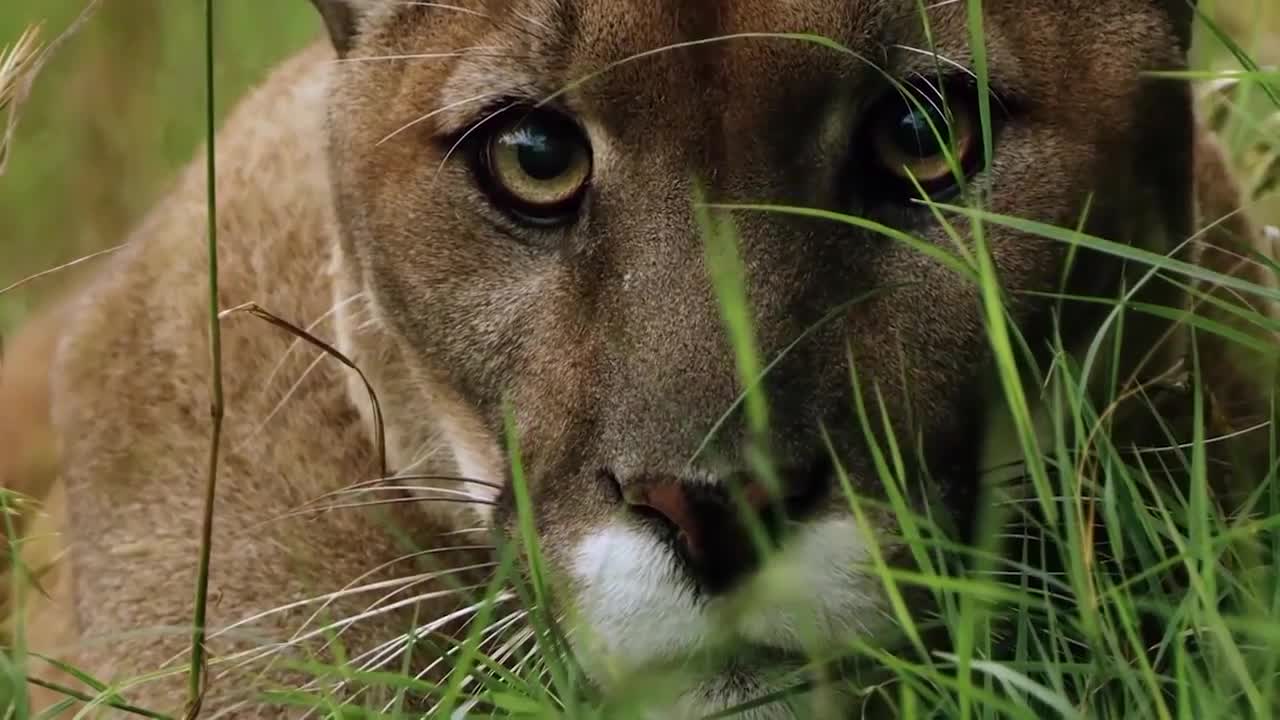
[0,24,43,174]
[0,242,127,297]
[187,2,222,716]
[0,0,104,177]
[219,301,390,478]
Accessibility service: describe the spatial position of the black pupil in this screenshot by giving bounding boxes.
[890,104,949,159]
[505,120,575,181]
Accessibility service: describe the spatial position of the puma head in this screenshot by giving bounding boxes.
[311,0,1199,712]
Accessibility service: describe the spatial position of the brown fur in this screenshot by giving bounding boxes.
[1,302,61,506]
[3,1,1277,717]
[1,300,68,689]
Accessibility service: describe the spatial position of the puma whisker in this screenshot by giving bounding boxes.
[205,546,496,648]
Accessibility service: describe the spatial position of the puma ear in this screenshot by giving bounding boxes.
[309,0,380,56]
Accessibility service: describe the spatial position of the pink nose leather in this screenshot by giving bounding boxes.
[624,480,773,561]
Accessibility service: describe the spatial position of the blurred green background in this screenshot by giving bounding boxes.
[0,1,1277,337]
[0,1,321,333]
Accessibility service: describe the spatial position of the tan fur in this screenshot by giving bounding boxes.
[1,301,71,712]
[1,302,61,505]
[19,44,488,716]
[2,1,1277,718]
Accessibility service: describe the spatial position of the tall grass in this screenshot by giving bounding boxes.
[3,2,1280,719]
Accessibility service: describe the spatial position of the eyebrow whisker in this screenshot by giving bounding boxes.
[379,91,500,146]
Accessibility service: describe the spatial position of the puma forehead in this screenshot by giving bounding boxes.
[17,0,1274,718]
[320,0,1197,531]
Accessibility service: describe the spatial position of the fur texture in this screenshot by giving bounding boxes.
[3,1,1277,718]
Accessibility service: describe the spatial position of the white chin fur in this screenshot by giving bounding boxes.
[570,524,711,671]
[568,516,891,713]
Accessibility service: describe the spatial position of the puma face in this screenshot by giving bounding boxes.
[315,0,1197,712]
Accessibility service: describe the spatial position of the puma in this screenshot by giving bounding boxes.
[5,0,1278,717]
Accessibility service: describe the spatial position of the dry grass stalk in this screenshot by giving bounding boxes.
[0,0,104,178]
[0,24,44,175]
[219,302,390,479]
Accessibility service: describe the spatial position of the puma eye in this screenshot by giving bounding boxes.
[863,79,989,202]
[478,108,592,225]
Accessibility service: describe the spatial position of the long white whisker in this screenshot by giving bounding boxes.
[407,606,527,686]
[891,44,1017,116]
[509,8,554,34]
[375,611,523,714]
[523,614,576,695]
[402,2,550,40]
[328,486,497,502]
[358,593,519,677]
[299,561,498,657]
[383,472,506,490]
[431,101,519,186]
[1189,232,1274,273]
[891,44,976,81]
[162,545,492,674]
[1129,419,1272,454]
[432,624,538,716]
[276,547,494,645]
[334,46,498,63]
[311,568,486,663]
[212,566,457,641]
[402,2,487,19]
[225,585,490,680]
[302,474,504,509]
[219,571,495,673]
[379,91,497,146]
[271,495,500,526]
[439,525,492,539]
[294,591,517,708]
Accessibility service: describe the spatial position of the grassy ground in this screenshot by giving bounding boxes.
[3,2,1280,720]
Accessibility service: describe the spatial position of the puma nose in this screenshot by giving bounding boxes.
[623,480,770,563]
[618,462,830,593]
